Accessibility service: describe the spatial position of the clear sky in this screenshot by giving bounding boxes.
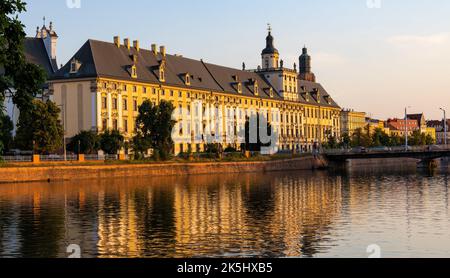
[20,0,450,120]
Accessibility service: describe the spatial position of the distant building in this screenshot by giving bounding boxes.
[340,109,366,136]
[388,114,436,142]
[427,119,450,145]
[387,118,419,137]
[365,118,387,135]
[407,113,427,133]
[4,20,59,135]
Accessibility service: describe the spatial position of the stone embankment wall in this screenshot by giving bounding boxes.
[0,157,325,183]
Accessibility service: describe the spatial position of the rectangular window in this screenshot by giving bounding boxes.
[102,97,107,109]
[133,86,137,93]
[112,98,118,110]
[102,119,107,131]
[123,98,128,111]
[113,119,118,130]
[133,99,138,111]
[124,119,128,133]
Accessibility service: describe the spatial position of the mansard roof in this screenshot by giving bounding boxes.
[297,80,340,108]
[51,39,340,108]
[51,39,278,100]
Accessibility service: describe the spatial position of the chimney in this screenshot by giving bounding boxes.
[160,46,166,57]
[133,40,140,51]
[114,36,120,47]
[151,44,157,55]
[124,38,130,50]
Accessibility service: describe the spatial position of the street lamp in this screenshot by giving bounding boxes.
[440,108,447,147]
[58,104,66,161]
[404,107,411,151]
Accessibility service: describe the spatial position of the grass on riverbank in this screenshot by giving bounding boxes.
[0,153,313,168]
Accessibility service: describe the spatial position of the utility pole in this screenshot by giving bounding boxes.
[441,108,447,147]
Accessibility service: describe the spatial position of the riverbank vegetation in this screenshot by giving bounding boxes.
[323,127,435,149]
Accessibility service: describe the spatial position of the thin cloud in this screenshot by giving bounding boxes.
[387,33,450,46]
[314,52,347,66]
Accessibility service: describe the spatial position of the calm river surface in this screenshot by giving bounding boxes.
[1,162,449,258]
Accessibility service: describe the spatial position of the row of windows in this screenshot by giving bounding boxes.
[101,96,139,111]
[305,108,334,119]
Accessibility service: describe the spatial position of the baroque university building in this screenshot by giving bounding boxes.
[50,29,341,154]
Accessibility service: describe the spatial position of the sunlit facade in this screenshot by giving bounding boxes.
[49,30,341,154]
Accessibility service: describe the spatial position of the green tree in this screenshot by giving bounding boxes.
[323,134,338,149]
[15,100,63,153]
[351,126,372,147]
[341,133,351,148]
[409,130,423,146]
[100,129,124,154]
[425,134,435,145]
[0,114,13,154]
[1,0,46,116]
[133,100,176,160]
[372,128,390,147]
[131,131,152,159]
[67,130,100,154]
[389,134,403,146]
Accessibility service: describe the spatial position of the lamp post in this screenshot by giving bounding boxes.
[58,104,66,161]
[441,108,447,147]
[405,107,409,151]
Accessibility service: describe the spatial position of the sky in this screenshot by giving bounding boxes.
[19,0,450,120]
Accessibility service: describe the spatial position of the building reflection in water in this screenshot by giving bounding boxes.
[0,167,449,258]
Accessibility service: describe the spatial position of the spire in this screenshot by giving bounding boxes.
[302,45,308,55]
[299,45,316,82]
[43,16,46,27]
[261,24,279,56]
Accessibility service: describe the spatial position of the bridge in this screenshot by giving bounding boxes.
[323,146,450,169]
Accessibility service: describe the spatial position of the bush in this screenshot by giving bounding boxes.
[67,130,100,154]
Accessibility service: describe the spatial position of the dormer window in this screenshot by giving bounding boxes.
[70,58,81,73]
[237,82,242,94]
[185,74,191,85]
[158,60,166,82]
[269,88,274,98]
[159,68,165,82]
[131,65,137,79]
[254,84,259,96]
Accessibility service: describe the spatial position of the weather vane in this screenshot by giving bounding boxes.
[267,23,272,33]
[43,16,46,26]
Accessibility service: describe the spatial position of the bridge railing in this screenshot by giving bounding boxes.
[322,145,450,155]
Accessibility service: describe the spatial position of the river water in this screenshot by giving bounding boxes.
[0,162,449,258]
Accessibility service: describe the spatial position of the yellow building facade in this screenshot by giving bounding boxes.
[340,110,366,136]
[50,31,341,154]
